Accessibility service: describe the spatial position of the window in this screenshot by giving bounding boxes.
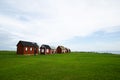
[46,49,49,53]
[30,47,32,51]
[41,49,44,52]
[25,47,28,51]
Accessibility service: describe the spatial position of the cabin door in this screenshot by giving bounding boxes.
[41,48,45,54]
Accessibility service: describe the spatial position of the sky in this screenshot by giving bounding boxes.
[0,0,120,51]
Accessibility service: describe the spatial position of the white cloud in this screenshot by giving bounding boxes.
[0,0,120,50]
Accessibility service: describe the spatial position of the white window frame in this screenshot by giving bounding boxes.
[46,49,49,53]
[41,49,44,52]
[30,47,32,51]
[25,47,28,51]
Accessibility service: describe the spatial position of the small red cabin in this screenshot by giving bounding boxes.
[17,41,39,55]
[56,46,66,53]
[65,48,71,53]
[56,46,71,53]
[40,44,51,55]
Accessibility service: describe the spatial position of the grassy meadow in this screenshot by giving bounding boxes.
[0,51,120,80]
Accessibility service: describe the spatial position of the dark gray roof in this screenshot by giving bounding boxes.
[40,44,51,49]
[17,41,39,47]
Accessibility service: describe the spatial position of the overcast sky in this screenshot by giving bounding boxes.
[0,0,120,51]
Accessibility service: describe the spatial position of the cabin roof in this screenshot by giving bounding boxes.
[58,46,66,50]
[17,41,39,47]
[40,44,51,49]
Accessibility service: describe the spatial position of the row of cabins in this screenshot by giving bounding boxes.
[17,41,71,55]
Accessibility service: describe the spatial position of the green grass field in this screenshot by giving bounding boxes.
[0,51,120,80]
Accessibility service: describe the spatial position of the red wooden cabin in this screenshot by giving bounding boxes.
[65,48,69,53]
[17,41,39,55]
[65,48,71,53]
[56,46,66,53]
[40,44,51,55]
